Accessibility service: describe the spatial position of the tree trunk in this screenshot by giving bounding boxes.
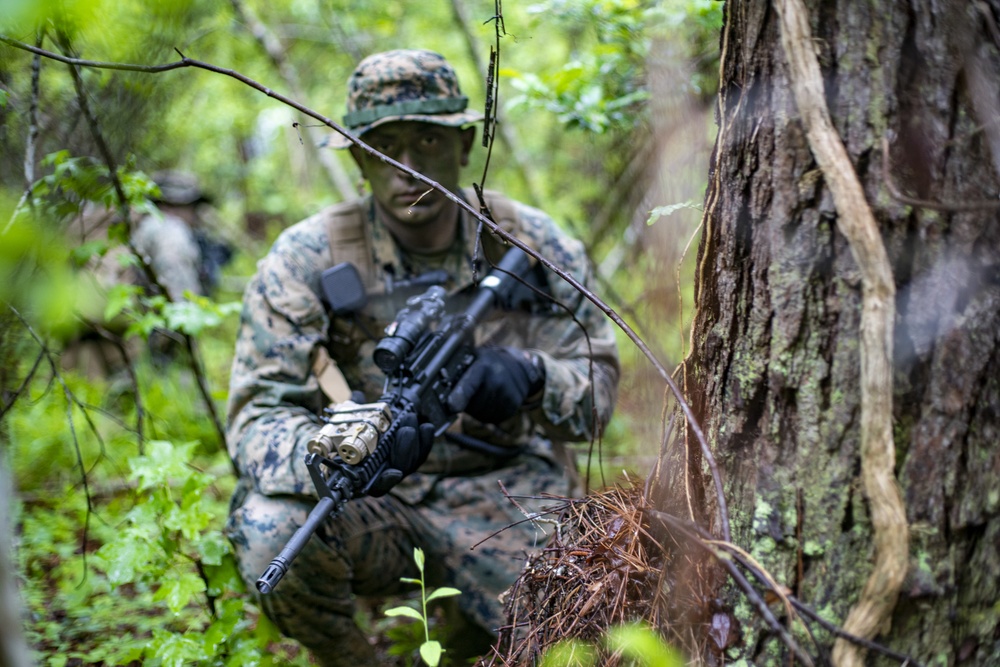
[668,0,1000,663]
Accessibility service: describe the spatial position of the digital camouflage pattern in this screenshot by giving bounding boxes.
[225,192,620,666]
[323,49,484,149]
[132,212,203,301]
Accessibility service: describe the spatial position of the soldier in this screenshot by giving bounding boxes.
[134,170,231,301]
[62,170,230,376]
[224,49,620,666]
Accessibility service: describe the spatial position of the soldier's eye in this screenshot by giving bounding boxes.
[419,135,440,150]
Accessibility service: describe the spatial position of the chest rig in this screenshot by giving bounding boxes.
[311,188,525,404]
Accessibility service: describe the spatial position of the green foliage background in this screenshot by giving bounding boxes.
[0,0,721,663]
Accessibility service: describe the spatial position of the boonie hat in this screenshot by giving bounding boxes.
[323,49,483,149]
[151,170,209,206]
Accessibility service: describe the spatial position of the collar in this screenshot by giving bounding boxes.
[365,191,489,294]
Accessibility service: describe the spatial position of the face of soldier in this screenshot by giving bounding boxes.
[350,122,475,231]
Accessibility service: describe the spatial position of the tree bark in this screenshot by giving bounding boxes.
[667,0,1000,663]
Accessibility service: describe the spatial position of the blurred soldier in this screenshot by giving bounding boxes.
[224,49,620,666]
[63,170,231,376]
[134,170,231,300]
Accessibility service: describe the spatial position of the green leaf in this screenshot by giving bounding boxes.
[126,310,168,339]
[104,283,143,321]
[69,239,109,267]
[419,640,442,667]
[163,299,221,335]
[205,555,246,597]
[96,534,160,585]
[604,623,683,667]
[195,530,231,566]
[413,546,425,573]
[202,598,241,652]
[154,571,206,614]
[425,587,461,602]
[108,220,130,244]
[130,440,197,491]
[646,200,702,226]
[385,606,424,621]
[147,629,208,667]
[399,577,422,585]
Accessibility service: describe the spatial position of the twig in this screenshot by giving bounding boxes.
[0,349,44,422]
[789,599,920,666]
[89,322,146,453]
[8,307,95,585]
[774,2,909,666]
[3,31,43,235]
[228,0,356,201]
[451,0,542,206]
[648,510,814,666]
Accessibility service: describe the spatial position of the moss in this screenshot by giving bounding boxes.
[754,535,777,555]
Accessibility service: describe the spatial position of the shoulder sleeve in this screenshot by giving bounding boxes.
[225,213,335,496]
[513,202,621,442]
[134,213,203,300]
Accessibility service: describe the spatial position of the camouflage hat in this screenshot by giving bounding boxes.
[151,170,208,206]
[323,49,483,149]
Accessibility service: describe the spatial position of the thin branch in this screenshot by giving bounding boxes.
[228,0,356,201]
[650,510,924,667]
[3,31,43,236]
[8,306,95,585]
[648,511,814,666]
[0,350,44,422]
[88,322,146,454]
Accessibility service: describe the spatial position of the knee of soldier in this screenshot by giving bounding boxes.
[226,490,352,593]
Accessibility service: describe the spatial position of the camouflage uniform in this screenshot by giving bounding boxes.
[132,211,203,301]
[61,171,221,376]
[133,170,218,301]
[225,50,620,667]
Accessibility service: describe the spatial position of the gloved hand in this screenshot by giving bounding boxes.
[367,413,435,497]
[446,346,545,425]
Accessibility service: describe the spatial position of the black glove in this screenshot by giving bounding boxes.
[367,413,435,497]
[446,346,545,425]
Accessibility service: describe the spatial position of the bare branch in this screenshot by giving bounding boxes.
[7,306,96,584]
[228,0,357,201]
[3,32,44,236]
[0,350,44,422]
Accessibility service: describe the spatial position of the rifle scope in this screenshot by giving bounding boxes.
[373,286,447,374]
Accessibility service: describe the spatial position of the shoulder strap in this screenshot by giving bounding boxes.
[324,200,379,290]
[314,200,374,405]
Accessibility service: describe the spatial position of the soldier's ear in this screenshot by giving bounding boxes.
[348,145,368,179]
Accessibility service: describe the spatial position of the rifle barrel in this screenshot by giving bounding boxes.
[255,495,336,594]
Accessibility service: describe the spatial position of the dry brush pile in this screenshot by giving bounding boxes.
[480,485,721,666]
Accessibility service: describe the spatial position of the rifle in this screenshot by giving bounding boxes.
[255,246,533,594]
